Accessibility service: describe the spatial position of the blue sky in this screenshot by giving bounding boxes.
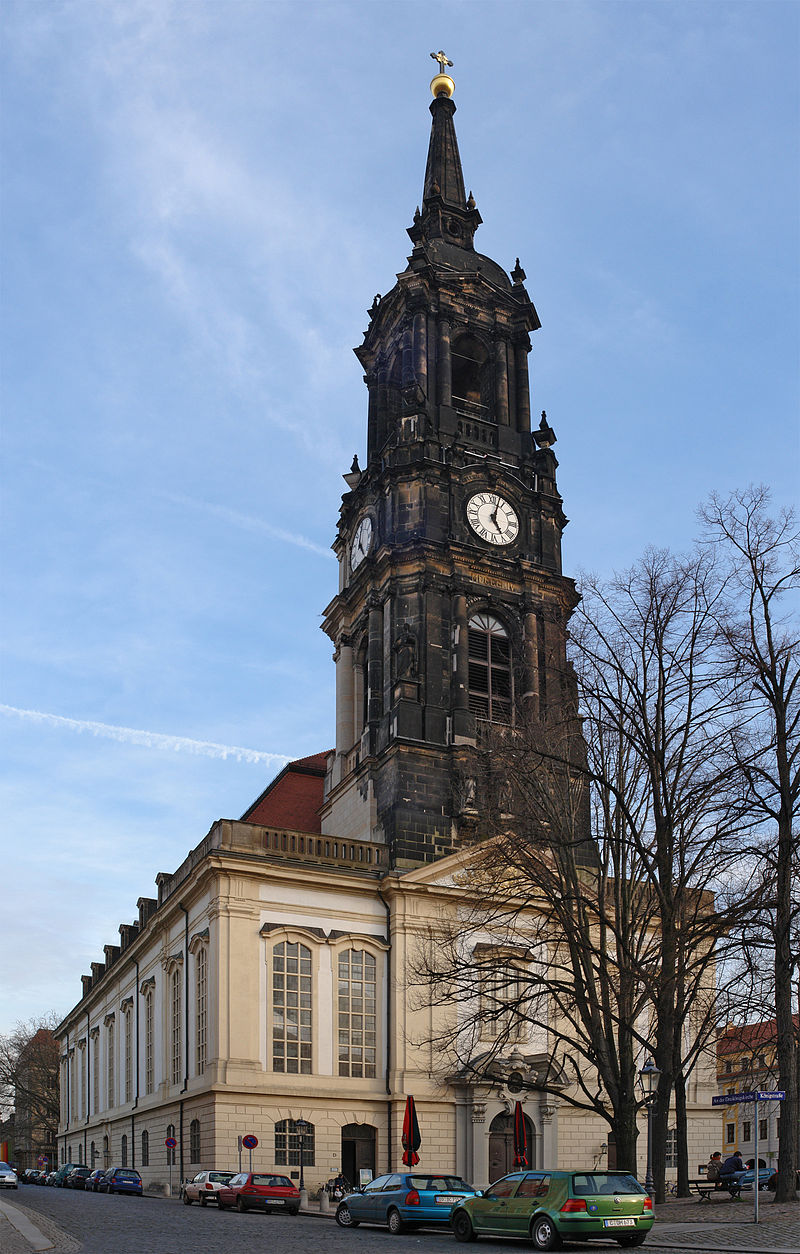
[2,0,797,1035]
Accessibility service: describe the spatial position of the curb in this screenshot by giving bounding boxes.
[0,1199,55,1251]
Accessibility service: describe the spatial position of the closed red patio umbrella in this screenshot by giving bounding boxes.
[401,1095,421,1166]
[512,1101,528,1167]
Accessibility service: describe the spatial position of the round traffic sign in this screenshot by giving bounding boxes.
[164,1136,177,1148]
[242,1134,258,1150]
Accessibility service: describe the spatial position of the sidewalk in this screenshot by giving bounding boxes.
[649,1193,800,1251]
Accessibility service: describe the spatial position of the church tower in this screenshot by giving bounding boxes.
[321,60,579,868]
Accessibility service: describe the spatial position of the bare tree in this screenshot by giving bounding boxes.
[413,548,748,1196]
[0,1015,60,1169]
[700,486,799,1203]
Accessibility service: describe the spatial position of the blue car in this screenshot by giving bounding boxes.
[734,1167,773,1191]
[335,1171,477,1234]
[98,1167,142,1195]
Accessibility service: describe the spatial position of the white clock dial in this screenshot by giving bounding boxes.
[350,515,374,570]
[466,492,519,546]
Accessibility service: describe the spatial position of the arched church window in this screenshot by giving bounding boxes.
[452,334,490,415]
[468,613,512,723]
[272,942,312,1074]
[189,1118,201,1163]
[337,949,377,1078]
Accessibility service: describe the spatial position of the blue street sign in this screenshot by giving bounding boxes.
[712,1090,785,1106]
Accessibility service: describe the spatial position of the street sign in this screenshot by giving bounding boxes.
[712,1090,786,1106]
[242,1135,258,1149]
[164,1136,177,1148]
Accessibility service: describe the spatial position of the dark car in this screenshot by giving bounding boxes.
[335,1172,478,1234]
[98,1168,143,1195]
[52,1163,81,1187]
[450,1170,654,1249]
[217,1172,301,1214]
[86,1169,107,1192]
[65,1167,93,1189]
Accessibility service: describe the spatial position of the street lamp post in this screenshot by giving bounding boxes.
[294,1120,311,1195]
[638,1057,661,1199]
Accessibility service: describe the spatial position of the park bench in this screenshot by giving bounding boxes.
[688,1178,741,1201]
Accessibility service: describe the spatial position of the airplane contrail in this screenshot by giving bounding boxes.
[0,705,292,766]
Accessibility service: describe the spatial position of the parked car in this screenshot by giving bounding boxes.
[65,1167,93,1189]
[217,1172,301,1214]
[21,1169,40,1184]
[45,1172,58,1185]
[733,1166,773,1191]
[767,1167,800,1191]
[85,1169,107,1192]
[334,1172,478,1234]
[0,1164,18,1190]
[450,1170,654,1250]
[52,1163,81,1187]
[181,1169,236,1206]
[98,1168,143,1195]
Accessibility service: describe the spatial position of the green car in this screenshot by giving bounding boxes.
[450,1169,654,1250]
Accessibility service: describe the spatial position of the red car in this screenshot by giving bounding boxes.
[217,1171,300,1214]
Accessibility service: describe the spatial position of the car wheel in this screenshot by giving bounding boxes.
[452,1210,477,1243]
[218,1202,228,1211]
[287,1207,299,1216]
[387,1208,405,1234]
[236,1197,247,1212]
[531,1214,562,1251]
[182,1192,192,1205]
[335,1203,360,1228]
[200,1196,207,1206]
[616,1237,646,1249]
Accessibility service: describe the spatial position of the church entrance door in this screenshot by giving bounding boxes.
[488,1111,535,1182]
[341,1124,376,1189]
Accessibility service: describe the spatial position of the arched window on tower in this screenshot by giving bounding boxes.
[468,612,512,723]
[452,334,490,417]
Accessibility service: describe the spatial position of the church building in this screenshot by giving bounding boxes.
[55,62,716,1194]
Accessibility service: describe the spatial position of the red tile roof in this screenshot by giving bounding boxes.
[240,751,330,834]
[717,1015,799,1056]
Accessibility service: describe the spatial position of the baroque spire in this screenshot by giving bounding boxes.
[409,53,482,251]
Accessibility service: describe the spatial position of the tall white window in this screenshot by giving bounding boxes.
[338,950,377,1078]
[196,948,207,1076]
[144,991,154,1095]
[106,1021,114,1109]
[480,963,524,1041]
[124,1010,132,1103]
[171,967,182,1086]
[92,1033,100,1113]
[272,942,312,1073]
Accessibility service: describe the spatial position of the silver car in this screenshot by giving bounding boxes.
[0,1165,18,1189]
[181,1170,235,1206]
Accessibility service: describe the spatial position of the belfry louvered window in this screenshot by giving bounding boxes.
[468,613,512,722]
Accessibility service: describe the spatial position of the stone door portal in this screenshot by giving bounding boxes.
[488,1111,535,1182]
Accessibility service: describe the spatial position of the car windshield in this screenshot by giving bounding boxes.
[407,1176,473,1191]
[251,1175,293,1187]
[572,1173,645,1196]
[208,1172,234,1183]
[116,1172,140,1180]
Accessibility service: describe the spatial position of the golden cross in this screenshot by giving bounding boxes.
[430,50,453,72]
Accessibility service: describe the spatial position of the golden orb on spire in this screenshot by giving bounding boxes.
[429,49,455,98]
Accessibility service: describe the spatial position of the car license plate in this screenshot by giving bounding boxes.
[435,1195,461,1204]
[269,1199,284,1204]
[604,1218,635,1228]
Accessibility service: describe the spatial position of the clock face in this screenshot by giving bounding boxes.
[350,515,374,570]
[466,492,519,546]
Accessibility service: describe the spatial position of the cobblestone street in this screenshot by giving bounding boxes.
[2,1187,798,1254]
